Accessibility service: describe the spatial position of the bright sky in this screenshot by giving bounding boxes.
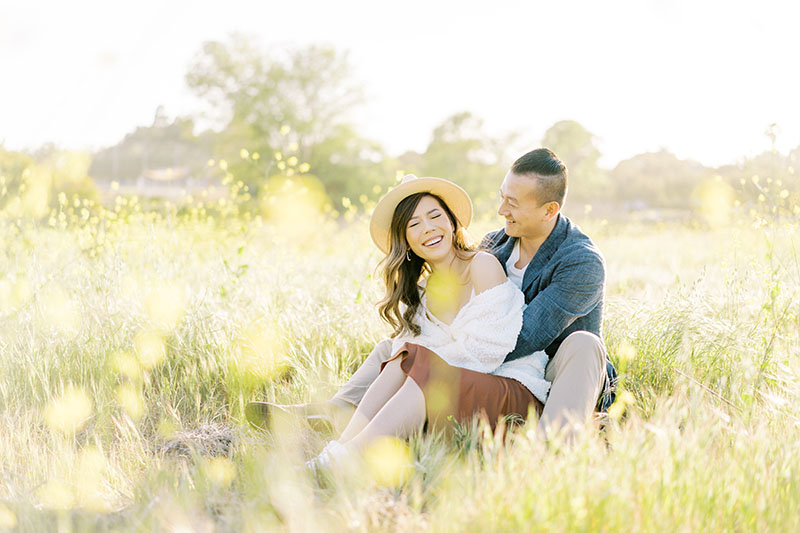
[1,0,798,168]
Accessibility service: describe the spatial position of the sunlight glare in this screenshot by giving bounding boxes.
[364,436,412,487]
[36,479,75,511]
[0,505,16,529]
[114,351,142,381]
[234,319,289,385]
[144,281,187,332]
[203,457,237,488]
[693,177,736,227]
[426,268,461,318]
[76,446,112,513]
[116,384,146,421]
[44,385,92,435]
[134,329,167,369]
[40,285,80,336]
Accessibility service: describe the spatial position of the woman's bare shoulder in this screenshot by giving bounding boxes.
[469,251,506,294]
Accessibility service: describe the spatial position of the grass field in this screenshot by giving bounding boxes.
[1,191,799,532]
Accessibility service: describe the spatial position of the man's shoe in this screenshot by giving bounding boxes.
[244,401,279,430]
[304,413,336,434]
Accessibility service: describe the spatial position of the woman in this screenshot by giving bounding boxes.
[309,175,550,469]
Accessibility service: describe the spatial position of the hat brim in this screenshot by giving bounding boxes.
[369,177,473,254]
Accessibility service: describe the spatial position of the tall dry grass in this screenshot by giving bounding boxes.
[0,193,799,531]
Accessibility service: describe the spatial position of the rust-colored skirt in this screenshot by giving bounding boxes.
[381,342,543,431]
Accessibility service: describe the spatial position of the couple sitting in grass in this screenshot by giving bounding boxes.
[247,148,617,469]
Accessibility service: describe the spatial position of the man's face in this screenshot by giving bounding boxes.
[497,170,556,239]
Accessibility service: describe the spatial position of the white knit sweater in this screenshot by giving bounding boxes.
[390,279,551,404]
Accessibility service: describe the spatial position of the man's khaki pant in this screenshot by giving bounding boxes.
[332,332,607,441]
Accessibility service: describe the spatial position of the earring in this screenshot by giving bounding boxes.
[406,250,411,261]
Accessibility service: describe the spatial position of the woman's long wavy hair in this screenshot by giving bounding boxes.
[377,193,474,337]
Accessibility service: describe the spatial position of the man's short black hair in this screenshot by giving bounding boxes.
[511,148,568,206]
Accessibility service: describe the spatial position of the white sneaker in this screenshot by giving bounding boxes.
[306,440,349,471]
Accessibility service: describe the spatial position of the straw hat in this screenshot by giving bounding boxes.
[369,174,472,254]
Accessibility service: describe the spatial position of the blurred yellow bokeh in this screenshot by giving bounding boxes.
[692,178,736,227]
[203,457,237,488]
[119,274,143,305]
[0,505,17,529]
[36,479,75,511]
[114,351,142,381]
[40,285,80,335]
[18,167,51,218]
[0,277,31,313]
[143,281,187,331]
[425,379,457,421]
[257,175,329,242]
[608,389,636,421]
[116,384,145,421]
[363,437,413,487]
[426,268,461,319]
[233,319,288,385]
[157,417,179,440]
[134,329,167,369]
[44,385,92,435]
[616,340,637,362]
[76,446,112,513]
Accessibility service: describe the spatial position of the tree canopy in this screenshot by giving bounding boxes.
[184,35,391,199]
[541,120,607,203]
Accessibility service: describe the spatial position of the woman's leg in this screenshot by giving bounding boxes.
[336,356,408,443]
[344,378,426,451]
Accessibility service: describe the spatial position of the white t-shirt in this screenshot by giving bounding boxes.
[505,240,528,289]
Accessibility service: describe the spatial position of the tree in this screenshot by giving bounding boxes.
[185,34,381,198]
[0,148,35,213]
[541,120,607,203]
[89,107,211,183]
[609,149,712,208]
[418,112,513,205]
[306,123,395,202]
[1,146,98,218]
[715,144,799,214]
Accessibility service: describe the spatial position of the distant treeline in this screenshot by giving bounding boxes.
[2,34,799,219]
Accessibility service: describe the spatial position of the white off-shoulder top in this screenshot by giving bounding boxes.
[390,279,550,404]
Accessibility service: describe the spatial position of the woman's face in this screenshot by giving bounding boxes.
[405,195,455,263]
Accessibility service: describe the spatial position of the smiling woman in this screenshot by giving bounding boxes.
[406,196,451,257]
[377,187,475,337]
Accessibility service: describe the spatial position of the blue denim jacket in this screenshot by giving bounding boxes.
[483,214,617,411]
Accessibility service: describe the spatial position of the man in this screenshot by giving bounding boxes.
[248,148,616,442]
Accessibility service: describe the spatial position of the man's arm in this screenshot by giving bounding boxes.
[505,250,604,361]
